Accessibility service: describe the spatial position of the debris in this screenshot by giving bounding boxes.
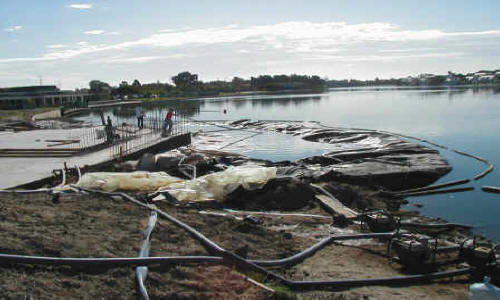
[162,165,277,202]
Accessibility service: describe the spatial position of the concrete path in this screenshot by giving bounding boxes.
[0,129,164,189]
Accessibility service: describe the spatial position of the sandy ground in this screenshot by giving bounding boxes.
[0,191,472,299]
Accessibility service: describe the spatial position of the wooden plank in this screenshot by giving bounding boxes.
[315,194,358,218]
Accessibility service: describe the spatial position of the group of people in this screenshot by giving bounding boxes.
[135,106,174,135]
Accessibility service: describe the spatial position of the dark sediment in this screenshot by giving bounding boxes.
[229,120,451,191]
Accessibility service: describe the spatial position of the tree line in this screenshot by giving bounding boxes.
[87,72,327,100]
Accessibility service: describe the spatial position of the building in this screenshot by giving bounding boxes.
[0,85,91,110]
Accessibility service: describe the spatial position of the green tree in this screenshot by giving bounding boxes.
[89,80,111,93]
[172,71,199,90]
[428,75,447,86]
[88,80,111,100]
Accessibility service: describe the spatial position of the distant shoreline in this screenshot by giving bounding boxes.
[328,83,499,90]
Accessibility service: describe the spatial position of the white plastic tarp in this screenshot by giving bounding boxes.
[160,165,277,202]
[73,166,277,202]
[75,171,183,192]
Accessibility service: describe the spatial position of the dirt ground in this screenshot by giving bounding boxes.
[0,190,473,299]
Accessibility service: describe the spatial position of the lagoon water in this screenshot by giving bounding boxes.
[81,87,500,241]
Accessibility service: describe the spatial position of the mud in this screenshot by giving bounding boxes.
[229,120,452,191]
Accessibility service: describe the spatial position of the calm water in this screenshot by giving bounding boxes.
[80,87,500,241]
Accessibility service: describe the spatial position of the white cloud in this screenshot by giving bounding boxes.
[304,52,465,62]
[2,21,500,64]
[96,21,500,54]
[47,44,67,49]
[84,30,120,35]
[4,25,23,32]
[107,56,164,63]
[1,21,499,86]
[84,30,105,35]
[67,4,92,9]
[378,48,443,53]
[102,54,188,64]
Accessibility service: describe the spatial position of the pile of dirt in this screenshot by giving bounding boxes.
[225,177,316,211]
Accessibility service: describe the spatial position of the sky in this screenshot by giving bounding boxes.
[1,0,500,89]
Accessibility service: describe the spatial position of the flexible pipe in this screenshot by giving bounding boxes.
[137,210,157,300]
[0,253,475,290]
[395,186,474,197]
[0,254,222,266]
[392,179,470,194]
[68,188,482,290]
[285,268,472,290]
[481,186,500,194]
[74,187,402,268]
[400,222,473,229]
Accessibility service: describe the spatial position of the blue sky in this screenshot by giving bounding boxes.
[1,0,499,89]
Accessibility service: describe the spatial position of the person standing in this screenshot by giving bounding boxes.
[105,115,114,143]
[135,106,144,129]
[162,108,174,135]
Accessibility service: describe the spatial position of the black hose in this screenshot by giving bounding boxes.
[395,186,474,197]
[482,186,500,194]
[0,254,222,266]
[400,222,473,229]
[393,179,470,195]
[285,268,472,290]
[118,189,397,268]
[66,188,480,290]
[0,252,475,290]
